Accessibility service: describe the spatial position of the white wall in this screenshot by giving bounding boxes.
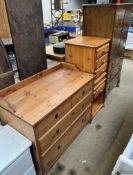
[42,0,88,24]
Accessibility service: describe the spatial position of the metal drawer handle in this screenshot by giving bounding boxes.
[55,113,59,119]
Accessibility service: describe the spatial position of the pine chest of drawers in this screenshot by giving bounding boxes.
[65,36,110,117]
[0,63,93,175]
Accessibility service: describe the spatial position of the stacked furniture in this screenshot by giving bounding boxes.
[65,36,110,117]
[0,63,93,175]
[83,3,133,97]
[0,125,36,175]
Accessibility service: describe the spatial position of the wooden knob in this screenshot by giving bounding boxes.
[55,113,59,119]
[82,90,85,95]
[56,129,60,134]
[58,145,61,150]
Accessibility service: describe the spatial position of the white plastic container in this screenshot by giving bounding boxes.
[112,135,133,175]
[0,125,36,175]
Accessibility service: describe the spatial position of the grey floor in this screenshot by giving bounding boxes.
[47,59,133,175]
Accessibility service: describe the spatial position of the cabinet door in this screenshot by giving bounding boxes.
[119,7,133,57]
[110,6,125,59]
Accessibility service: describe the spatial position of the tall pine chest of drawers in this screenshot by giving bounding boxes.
[0,63,93,175]
[65,36,110,117]
[83,3,133,97]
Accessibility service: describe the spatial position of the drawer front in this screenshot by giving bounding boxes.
[107,63,122,82]
[38,92,92,154]
[72,81,93,107]
[95,53,108,70]
[105,72,121,97]
[1,149,33,175]
[109,57,123,70]
[94,72,106,86]
[41,105,91,172]
[94,82,105,99]
[35,99,71,138]
[95,62,107,79]
[96,43,109,59]
[94,77,106,91]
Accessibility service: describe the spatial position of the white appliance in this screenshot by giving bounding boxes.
[0,125,36,175]
[112,135,133,175]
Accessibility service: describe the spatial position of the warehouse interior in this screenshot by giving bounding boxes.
[0,0,133,175]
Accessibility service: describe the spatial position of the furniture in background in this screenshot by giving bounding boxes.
[83,3,133,97]
[0,125,36,175]
[0,39,14,90]
[0,63,93,175]
[5,0,47,80]
[65,36,110,117]
[46,44,65,61]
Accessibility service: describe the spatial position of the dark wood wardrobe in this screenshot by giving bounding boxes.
[83,3,133,97]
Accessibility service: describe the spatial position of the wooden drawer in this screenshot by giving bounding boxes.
[96,43,109,59]
[41,105,91,172]
[109,57,123,70]
[95,53,108,70]
[94,82,105,99]
[94,77,106,91]
[35,99,71,138]
[72,81,93,107]
[105,71,121,97]
[95,62,107,79]
[107,62,122,82]
[38,92,92,154]
[94,72,106,86]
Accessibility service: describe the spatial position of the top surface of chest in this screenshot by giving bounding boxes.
[65,36,110,48]
[0,63,93,126]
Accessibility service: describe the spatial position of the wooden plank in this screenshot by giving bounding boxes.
[0,39,14,89]
[0,0,11,38]
[5,0,47,80]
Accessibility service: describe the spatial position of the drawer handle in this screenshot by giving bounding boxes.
[55,113,59,119]
[82,104,85,108]
[82,90,85,95]
[58,145,61,150]
[56,129,60,134]
[82,119,84,122]
[102,60,106,63]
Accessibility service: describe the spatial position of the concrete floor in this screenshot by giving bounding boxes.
[47,59,133,175]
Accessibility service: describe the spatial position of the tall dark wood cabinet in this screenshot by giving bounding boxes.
[5,0,47,80]
[83,4,133,97]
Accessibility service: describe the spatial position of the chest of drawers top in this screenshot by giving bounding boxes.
[0,63,93,126]
[65,36,110,48]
